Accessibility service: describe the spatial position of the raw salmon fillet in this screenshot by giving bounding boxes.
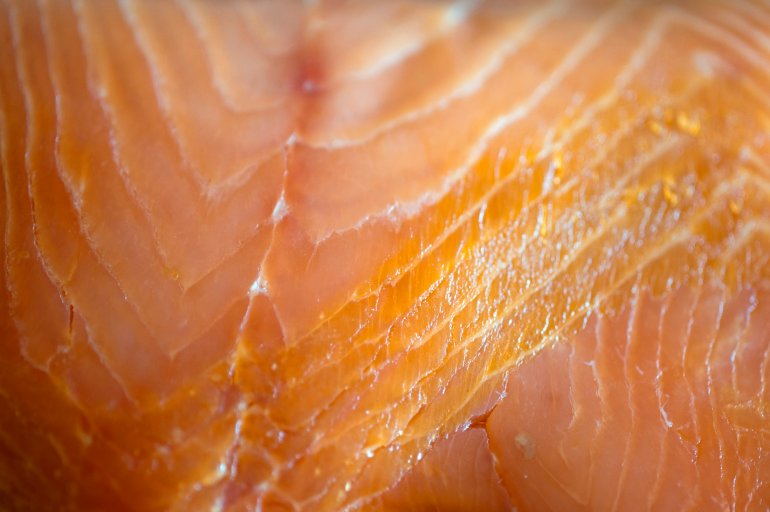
[1,0,770,510]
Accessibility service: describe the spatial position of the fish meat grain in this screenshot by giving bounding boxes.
[1,0,769,510]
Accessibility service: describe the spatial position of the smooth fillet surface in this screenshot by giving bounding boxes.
[1,0,770,511]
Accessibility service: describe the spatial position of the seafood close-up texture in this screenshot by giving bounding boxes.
[1,0,770,510]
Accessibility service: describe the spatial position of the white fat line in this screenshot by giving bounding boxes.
[667,6,770,81]
[737,165,770,196]
[716,4,770,55]
[300,92,690,382]
[545,13,668,157]
[311,20,692,330]
[118,0,284,199]
[407,179,753,451]
[317,1,631,241]
[179,0,295,113]
[703,280,730,505]
[332,0,480,86]
[474,228,703,417]
[738,146,770,180]
[298,64,710,377]
[298,0,567,150]
[116,0,209,188]
[203,146,286,200]
[611,277,644,512]
[726,289,760,420]
[292,135,681,458]
[7,2,155,398]
[647,293,675,509]
[733,0,770,27]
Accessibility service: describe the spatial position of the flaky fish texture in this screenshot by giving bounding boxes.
[1,0,770,510]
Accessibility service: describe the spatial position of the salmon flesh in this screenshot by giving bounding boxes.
[1,0,770,510]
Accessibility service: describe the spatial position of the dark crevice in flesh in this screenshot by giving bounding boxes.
[479,400,521,512]
[481,412,525,511]
[466,402,497,430]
